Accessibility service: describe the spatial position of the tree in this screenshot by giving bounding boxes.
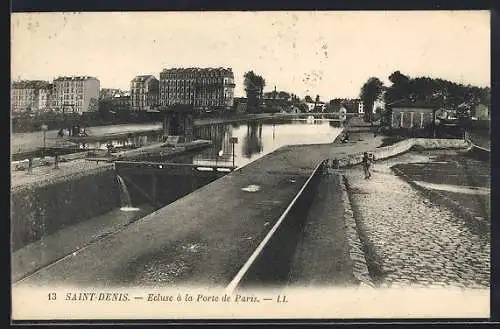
[360,77,384,125]
[304,95,313,103]
[314,95,320,111]
[298,103,308,113]
[244,71,266,113]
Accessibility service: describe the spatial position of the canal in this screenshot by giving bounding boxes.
[156,118,344,168]
[114,117,344,210]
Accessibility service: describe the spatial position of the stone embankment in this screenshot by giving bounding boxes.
[11,162,120,251]
[336,138,469,168]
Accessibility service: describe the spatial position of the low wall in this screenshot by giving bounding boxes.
[11,165,121,251]
[336,138,469,167]
[232,160,327,289]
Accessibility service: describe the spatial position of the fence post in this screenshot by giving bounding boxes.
[28,157,33,174]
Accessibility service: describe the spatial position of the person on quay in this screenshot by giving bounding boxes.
[362,152,373,179]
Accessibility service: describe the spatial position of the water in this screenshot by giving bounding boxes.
[170,118,344,168]
[116,175,140,211]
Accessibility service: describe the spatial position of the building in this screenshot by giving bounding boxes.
[390,100,437,135]
[110,94,131,112]
[373,97,385,114]
[233,97,247,114]
[53,76,100,114]
[357,102,364,114]
[159,67,236,111]
[130,75,159,111]
[11,80,53,113]
[473,103,490,121]
[100,88,128,100]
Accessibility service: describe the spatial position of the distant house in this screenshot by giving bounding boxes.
[389,100,438,135]
[233,97,247,114]
[130,75,159,112]
[305,102,316,112]
[473,104,490,121]
[354,99,364,114]
[373,97,385,114]
[304,102,326,112]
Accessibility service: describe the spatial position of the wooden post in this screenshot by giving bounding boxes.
[28,157,33,174]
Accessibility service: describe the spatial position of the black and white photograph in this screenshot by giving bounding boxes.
[10,10,491,320]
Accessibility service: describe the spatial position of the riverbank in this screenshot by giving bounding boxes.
[11,112,345,156]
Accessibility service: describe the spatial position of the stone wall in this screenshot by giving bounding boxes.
[337,138,469,168]
[11,166,121,251]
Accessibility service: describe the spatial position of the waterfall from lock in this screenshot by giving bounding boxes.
[117,175,140,211]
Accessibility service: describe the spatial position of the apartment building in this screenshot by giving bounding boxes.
[130,75,159,111]
[159,67,235,111]
[53,76,100,113]
[11,80,53,113]
[100,88,128,100]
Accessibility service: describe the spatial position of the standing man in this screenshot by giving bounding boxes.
[362,152,373,179]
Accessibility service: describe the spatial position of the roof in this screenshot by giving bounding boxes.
[389,99,439,109]
[160,67,234,78]
[132,75,157,82]
[54,76,98,81]
[12,80,52,89]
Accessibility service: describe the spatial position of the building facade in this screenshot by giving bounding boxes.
[130,75,159,111]
[100,88,128,100]
[11,80,53,113]
[391,103,435,131]
[53,76,100,113]
[159,68,235,111]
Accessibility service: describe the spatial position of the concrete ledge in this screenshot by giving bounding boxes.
[339,174,374,288]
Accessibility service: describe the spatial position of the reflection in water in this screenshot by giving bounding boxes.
[242,123,263,158]
[189,119,343,168]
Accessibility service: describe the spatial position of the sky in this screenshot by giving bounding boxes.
[11,11,490,100]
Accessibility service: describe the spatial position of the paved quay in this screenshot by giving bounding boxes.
[16,130,385,288]
[287,173,356,287]
[343,151,490,289]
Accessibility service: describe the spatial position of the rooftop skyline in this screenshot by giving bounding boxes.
[11,11,490,100]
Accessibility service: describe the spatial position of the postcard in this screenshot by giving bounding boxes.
[11,10,491,321]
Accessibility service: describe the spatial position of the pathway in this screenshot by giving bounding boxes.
[343,152,490,289]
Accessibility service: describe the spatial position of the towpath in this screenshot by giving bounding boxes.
[343,151,490,289]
